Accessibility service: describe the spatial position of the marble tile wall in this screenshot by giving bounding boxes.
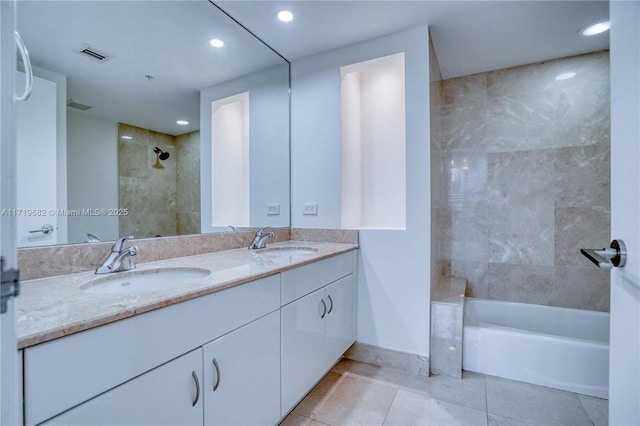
[429,36,451,289]
[118,123,178,238]
[118,125,201,239]
[437,51,610,312]
[176,131,201,235]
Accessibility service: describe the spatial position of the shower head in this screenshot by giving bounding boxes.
[153,147,170,160]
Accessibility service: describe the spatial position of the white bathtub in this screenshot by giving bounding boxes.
[462,298,609,398]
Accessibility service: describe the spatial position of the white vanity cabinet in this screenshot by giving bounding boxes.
[23,274,281,426]
[203,310,281,426]
[42,349,203,426]
[281,252,356,415]
[22,249,357,426]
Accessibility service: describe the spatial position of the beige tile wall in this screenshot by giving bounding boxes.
[118,124,201,239]
[434,51,610,312]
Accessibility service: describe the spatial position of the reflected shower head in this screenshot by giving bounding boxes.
[153,147,170,160]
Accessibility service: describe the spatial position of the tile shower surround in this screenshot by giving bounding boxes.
[431,51,611,312]
[118,123,201,239]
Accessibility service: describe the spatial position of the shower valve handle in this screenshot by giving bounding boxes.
[580,239,626,269]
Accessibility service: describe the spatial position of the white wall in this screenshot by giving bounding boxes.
[66,111,118,243]
[200,64,290,233]
[291,26,431,357]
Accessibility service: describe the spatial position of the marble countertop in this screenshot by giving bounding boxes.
[17,241,358,349]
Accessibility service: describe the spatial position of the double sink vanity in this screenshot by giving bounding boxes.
[17,239,358,425]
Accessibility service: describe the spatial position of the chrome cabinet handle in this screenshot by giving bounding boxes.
[191,370,200,407]
[319,299,327,319]
[212,358,221,392]
[29,224,54,234]
[581,239,627,269]
[326,295,333,314]
[14,31,33,102]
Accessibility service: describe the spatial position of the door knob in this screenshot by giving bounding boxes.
[581,239,626,269]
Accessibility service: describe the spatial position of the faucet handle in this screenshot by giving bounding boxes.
[112,235,134,252]
[256,227,271,236]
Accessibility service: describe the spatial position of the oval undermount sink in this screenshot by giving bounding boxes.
[258,247,318,256]
[82,267,211,294]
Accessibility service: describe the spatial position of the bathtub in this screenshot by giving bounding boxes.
[462,298,609,398]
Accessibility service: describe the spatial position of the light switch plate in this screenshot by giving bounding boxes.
[303,203,318,215]
[267,204,280,216]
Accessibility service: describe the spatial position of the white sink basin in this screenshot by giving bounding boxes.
[258,247,318,257]
[82,267,211,294]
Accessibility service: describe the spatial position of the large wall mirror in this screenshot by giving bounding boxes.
[16,0,290,248]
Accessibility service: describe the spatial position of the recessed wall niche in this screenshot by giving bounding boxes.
[340,53,406,230]
[211,92,250,227]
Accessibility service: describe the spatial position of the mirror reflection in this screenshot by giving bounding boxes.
[16,0,290,248]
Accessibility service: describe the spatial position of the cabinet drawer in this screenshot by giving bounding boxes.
[24,274,280,426]
[281,251,354,305]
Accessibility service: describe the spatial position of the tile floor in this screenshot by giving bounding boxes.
[281,359,608,426]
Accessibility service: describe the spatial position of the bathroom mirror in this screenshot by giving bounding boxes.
[15,0,290,247]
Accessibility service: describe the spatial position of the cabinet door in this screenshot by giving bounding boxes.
[324,275,356,369]
[42,349,203,426]
[203,311,280,426]
[281,289,327,415]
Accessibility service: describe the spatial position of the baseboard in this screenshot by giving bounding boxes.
[344,342,429,376]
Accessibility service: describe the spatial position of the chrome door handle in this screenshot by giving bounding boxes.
[581,239,627,269]
[326,295,333,314]
[15,31,33,102]
[212,358,221,392]
[319,299,327,319]
[29,224,54,234]
[191,370,200,407]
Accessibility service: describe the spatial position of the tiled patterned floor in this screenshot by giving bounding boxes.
[281,359,608,426]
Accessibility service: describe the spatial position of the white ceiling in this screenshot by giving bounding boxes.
[17,1,609,136]
[215,0,610,79]
[17,1,285,136]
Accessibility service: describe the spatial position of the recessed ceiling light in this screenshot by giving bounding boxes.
[555,72,577,80]
[277,10,294,22]
[176,120,189,126]
[580,20,610,36]
[121,135,133,140]
[209,39,224,48]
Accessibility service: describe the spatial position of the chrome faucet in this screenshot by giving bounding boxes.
[95,236,139,274]
[248,228,274,250]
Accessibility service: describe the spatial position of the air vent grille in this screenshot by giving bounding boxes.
[67,100,93,111]
[75,44,112,62]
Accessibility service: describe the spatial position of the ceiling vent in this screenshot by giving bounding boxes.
[67,100,93,111]
[75,44,112,62]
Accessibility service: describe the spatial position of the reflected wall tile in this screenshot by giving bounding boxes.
[487,263,554,305]
[555,207,610,267]
[487,149,554,209]
[552,267,610,311]
[554,144,610,208]
[119,123,149,144]
[118,141,148,178]
[489,205,554,266]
